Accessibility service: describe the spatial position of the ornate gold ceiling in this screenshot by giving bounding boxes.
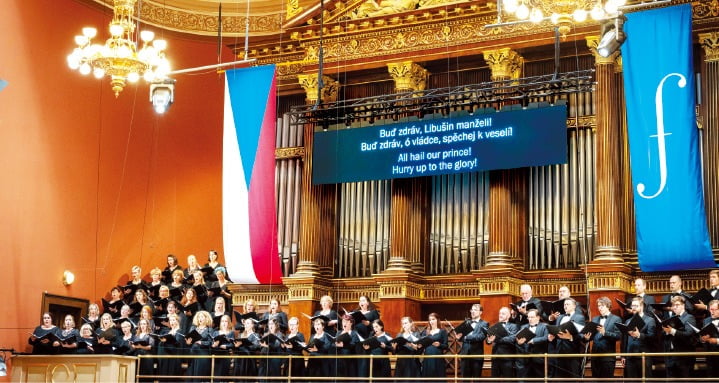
[83,0,290,36]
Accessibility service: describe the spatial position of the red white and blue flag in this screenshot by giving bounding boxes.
[223,65,282,284]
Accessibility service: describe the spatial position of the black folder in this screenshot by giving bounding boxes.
[688,288,715,305]
[101,298,124,317]
[234,336,256,348]
[511,302,537,312]
[452,320,475,337]
[579,321,600,338]
[95,328,116,342]
[540,299,566,315]
[414,335,436,348]
[130,337,151,347]
[487,322,509,338]
[651,311,685,331]
[213,333,234,344]
[614,298,631,312]
[333,332,352,345]
[360,336,381,349]
[345,310,368,324]
[233,311,259,323]
[260,333,284,345]
[180,329,204,344]
[616,314,646,335]
[515,326,537,342]
[691,322,719,338]
[546,320,580,337]
[150,332,179,345]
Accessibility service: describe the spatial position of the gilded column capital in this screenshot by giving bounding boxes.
[586,35,619,65]
[387,61,429,92]
[482,48,523,81]
[699,32,719,62]
[297,74,340,104]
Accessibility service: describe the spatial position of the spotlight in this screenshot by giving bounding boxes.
[597,15,626,58]
[150,79,175,114]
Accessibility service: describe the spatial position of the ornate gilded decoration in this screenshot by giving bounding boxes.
[352,0,421,19]
[135,2,283,36]
[586,272,632,291]
[699,32,719,62]
[482,48,523,81]
[276,146,306,159]
[693,0,719,20]
[287,0,303,20]
[387,61,428,92]
[586,35,619,65]
[297,74,340,103]
[296,13,561,65]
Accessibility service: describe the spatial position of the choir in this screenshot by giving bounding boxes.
[27,263,719,380]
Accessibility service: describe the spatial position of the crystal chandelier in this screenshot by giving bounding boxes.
[501,0,627,36]
[67,0,170,97]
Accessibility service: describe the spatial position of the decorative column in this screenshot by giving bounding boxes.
[586,36,625,263]
[387,61,428,93]
[297,74,339,105]
[284,73,341,335]
[699,32,719,253]
[585,36,632,310]
[384,60,431,273]
[482,48,527,270]
[372,61,431,333]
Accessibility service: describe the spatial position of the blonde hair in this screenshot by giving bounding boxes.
[320,295,334,306]
[193,311,212,327]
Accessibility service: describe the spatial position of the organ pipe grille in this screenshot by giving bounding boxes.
[336,180,392,277]
[275,113,304,277]
[428,172,490,274]
[527,91,596,269]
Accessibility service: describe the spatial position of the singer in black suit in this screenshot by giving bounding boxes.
[661,275,694,318]
[662,296,697,378]
[457,303,488,380]
[516,309,549,380]
[701,300,719,377]
[584,297,621,379]
[512,284,543,326]
[622,297,656,379]
[694,270,719,313]
[549,298,585,379]
[487,307,518,378]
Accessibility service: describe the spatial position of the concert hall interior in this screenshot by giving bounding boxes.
[2,0,719,381]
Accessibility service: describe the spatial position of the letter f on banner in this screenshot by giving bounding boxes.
[636,73,684,199]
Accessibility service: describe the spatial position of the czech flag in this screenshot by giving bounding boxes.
[223,65,283,284]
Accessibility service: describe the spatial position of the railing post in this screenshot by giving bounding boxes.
[641,352,646,383]
[544,353,548,382]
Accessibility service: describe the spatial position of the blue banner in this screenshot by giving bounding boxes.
[622,4,714,271]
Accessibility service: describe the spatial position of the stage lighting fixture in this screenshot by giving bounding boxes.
[150,79,175,114]
[597,15,626,58]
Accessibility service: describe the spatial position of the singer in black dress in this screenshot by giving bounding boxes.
[185,311,213,383]
[29,312,59,354]
[156,313,185,381]
[392,316,421,379]
[419,312,448,382]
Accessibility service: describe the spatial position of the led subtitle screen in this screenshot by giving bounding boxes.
[312,105,568,185]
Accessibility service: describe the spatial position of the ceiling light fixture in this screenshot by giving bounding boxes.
[499,0,624,36]
[66,0,171,97]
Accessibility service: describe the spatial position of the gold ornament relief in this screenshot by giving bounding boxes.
[699,32,719,62]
